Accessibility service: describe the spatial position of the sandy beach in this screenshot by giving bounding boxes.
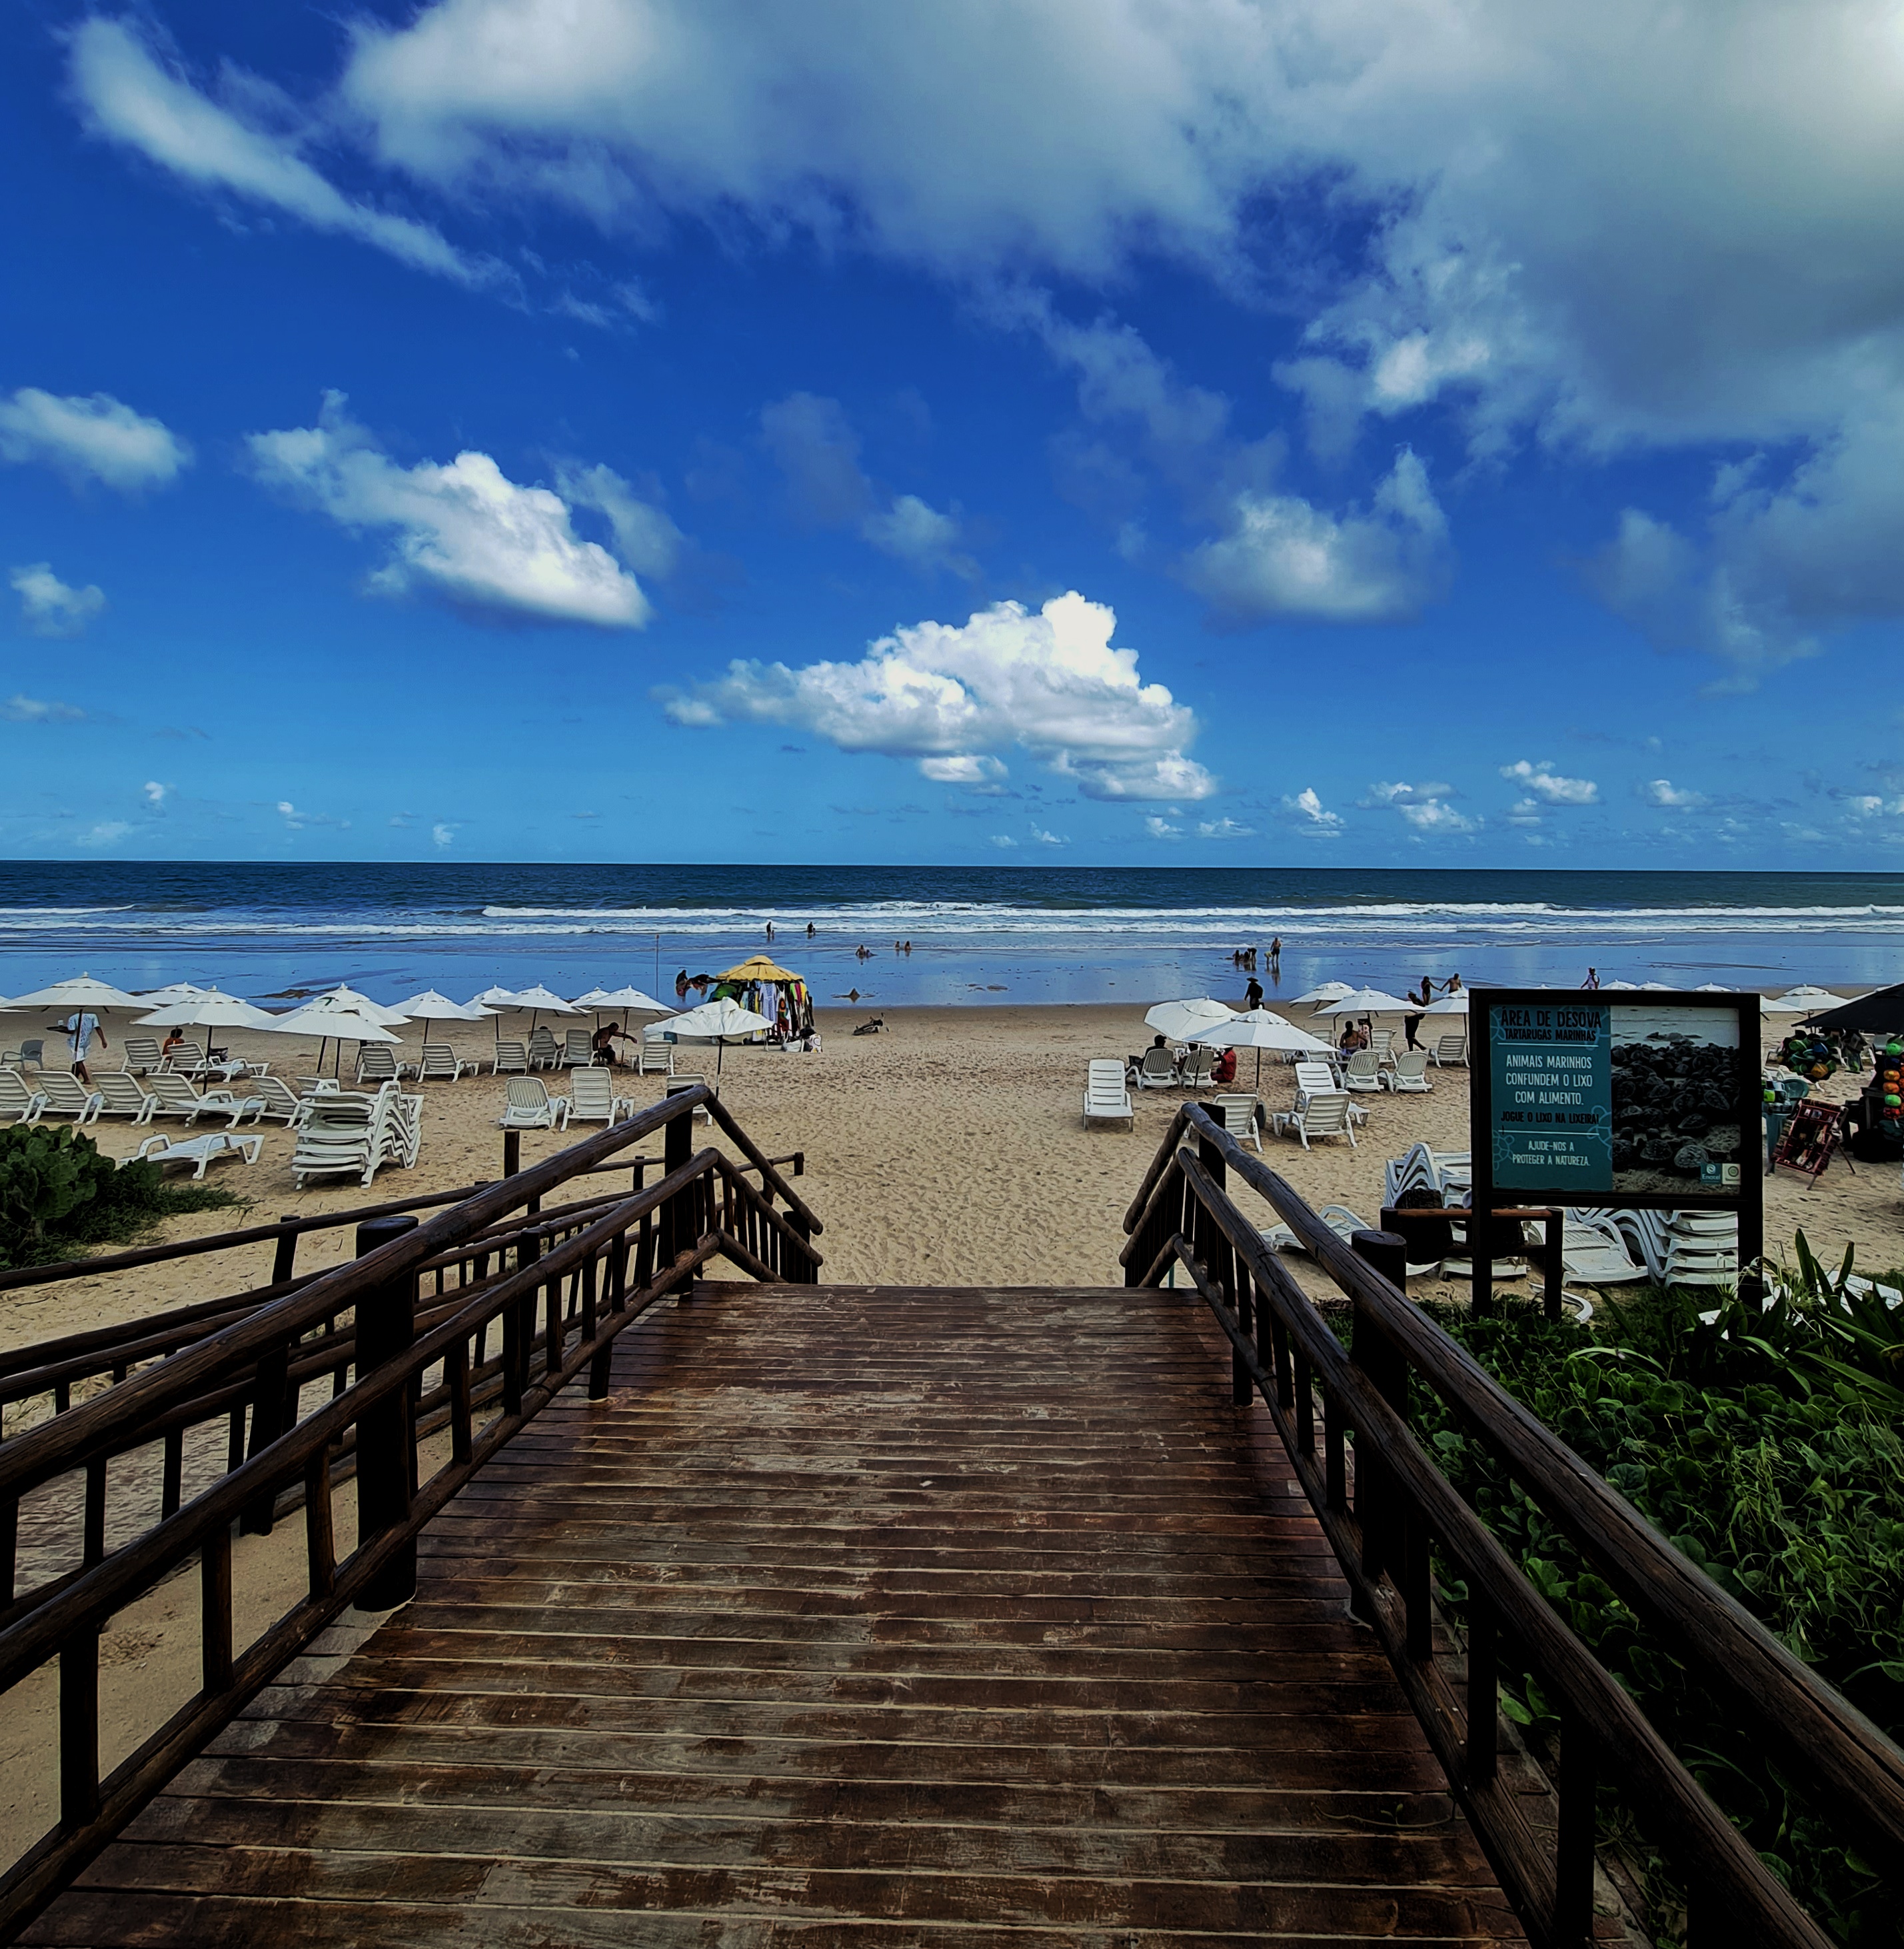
[5,996,1897,1362]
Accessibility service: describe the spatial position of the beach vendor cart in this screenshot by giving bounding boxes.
[713,956,816,1044]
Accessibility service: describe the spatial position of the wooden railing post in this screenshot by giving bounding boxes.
[662,1100,692,1280]
[1350,1230,1408,1590]
[269,1217,299,1285]
[354,1215,419,1610]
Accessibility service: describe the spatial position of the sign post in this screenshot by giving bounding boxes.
[1469,988,1763,1312]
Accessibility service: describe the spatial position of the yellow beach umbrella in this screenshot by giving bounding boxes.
[717,955,802,983]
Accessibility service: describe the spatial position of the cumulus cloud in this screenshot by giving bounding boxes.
[1643,778,1707,809]
[143,781,167,807]
[989,833,1017,848]
[861,494,974,578]
[1144,815,1182,839]
[2,694,87,723]
[247,393,651,626]
[662,591,1214,802]
[1029,825,1068,846]
[1499,759,1598,805]
[1197,815,1255,839]
[69,17,490,287]
[77,821,132,847]
[277,799,349,831]
[433,821,457,847]
[0,387,190,491]
[556,463,684,580]
[11,564,105,638]
[1184,450,1449,624]
[1282,787,1342,835]
[1366,780,1474,835]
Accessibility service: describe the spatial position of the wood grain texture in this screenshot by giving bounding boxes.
[29,1282,1521,1946]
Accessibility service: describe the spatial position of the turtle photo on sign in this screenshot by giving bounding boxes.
[1609,1005,1746,1196]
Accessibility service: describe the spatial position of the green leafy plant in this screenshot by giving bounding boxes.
[0,1124,239,1269]
[1383,1269,1904,1948]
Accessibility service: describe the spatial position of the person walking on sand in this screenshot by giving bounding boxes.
[1245,974,1264,1009]
[1582,967,1601,990]
[49,1009,107,1083]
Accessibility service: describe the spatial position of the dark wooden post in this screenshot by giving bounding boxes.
[239,1340,292,1536]
[502,1129,520,1179]
[662,1099,692,1285]
[1542,1208,1564,1323]
[270,1217,299,1285]
[1472,1207,1494,1317]
[354,1214,420,1610]
[1350,1230,1408,1591]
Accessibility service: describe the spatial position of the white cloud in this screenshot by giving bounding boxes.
[1503,798,1544,828]
[662,591,1215,802]
[433,821,456,847]
[248,393,651,627]
[1196,815,1255,839]
[77,821,131,847]
[1642,778,1708,810]
[1184,450,1449,624]
[277,799,349,831]
[11,564,105,638]
[2,694,86,723]
[1365,780,1453,807]
[0,387,190,491]
[1282,787,1342,835]
[70,17,490,287]
[1144,815,1182,839]
[1029,825,1068,846]
[1499,759,1598,805]
[861,494,974,579]
[556,463,684,579]
[1398,799,1477,835]
[143,781,167,807]
[989,833,1017,848]
[760,393,975,576]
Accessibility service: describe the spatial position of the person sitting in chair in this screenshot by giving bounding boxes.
[1211,1046,1238,1086]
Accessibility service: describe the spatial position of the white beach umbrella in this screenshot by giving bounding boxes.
[305,984,412,1026]
[506,984,579,1015]
[4,973,145,1012]
[395,988,494,1023]
[1289,981,1354,1006]
[137,981,213,1007]
[1146,997,1237,1042]
[572,984,668,1014]
[1424,992,1469,1014]
[1759,996,1811,1015]
[268,1002,401,1076]
[1317,987,1415,1016]
[1600,979,1641,990]
[136,988,281,1063]
[1694,982,1734,992]
[657,994,772,1075]
[1188,1007,1330,1085]
[1774,984,1849,1008]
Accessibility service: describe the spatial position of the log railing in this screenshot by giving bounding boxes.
[1123,1102,1903,1949]
[0,1084,821,1940]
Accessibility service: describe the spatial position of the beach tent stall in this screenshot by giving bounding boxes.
[712,956,814,1040]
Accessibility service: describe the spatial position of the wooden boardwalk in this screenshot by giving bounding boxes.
[29,1282,1523,1946]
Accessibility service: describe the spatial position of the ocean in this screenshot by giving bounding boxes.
[0,863,1898,1008]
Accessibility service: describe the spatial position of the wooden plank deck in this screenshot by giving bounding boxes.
[28,1282,1523,1946]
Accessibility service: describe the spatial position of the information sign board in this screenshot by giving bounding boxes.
[1469,986,1763,1274]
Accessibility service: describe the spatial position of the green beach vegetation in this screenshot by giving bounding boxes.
[1402,1242,1903,1945]
[0,1124,241,1270]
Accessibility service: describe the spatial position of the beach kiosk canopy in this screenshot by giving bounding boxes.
[717,955,802,984]
[1807,984,1904,1033]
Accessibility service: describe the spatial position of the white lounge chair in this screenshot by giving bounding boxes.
[1084,1060,1134,1128]
[120,1036,167,1076]
[1387,1052,1432,1093]
[636,1041,673,1077]
[563,1028,595,1066]
[92,1072,157,1123]
[1372,1029,1396,1064]
[417,1044,472,1082]
[145,1072,264,1127]
[291,1083,419,1188]
[526,1027,562,1072]
[134,1130,263,1180]
[1211,1092,1262,1152]
[1,1037,45,1070]
[247,1074,313,1126]
[1558,1214,1647,1284]
[492,1039,529,1075]
[666,1074,714,1122]
[1180,1046,1218,1089]
[1342,1050,1383,1094]
[1431,1034,1468,1068]
[356,1043,415,1086]
[1263,1203,1370,1255]
[1133,1046,1177,1090]
[500,1076,570,1131]
[1384,1142,1444,1208]
[1271,1092,1358,1150]
[35,1072,104,1126]
[568,1066,633,1125]
[0,1070,47,1124]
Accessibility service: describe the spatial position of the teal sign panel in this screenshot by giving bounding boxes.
[1488,1001,1613,1192]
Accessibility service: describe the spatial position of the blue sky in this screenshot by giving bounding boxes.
[6,0,1904,869]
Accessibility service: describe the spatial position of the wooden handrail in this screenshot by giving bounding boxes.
[0,1088,701,1506]
[1123,1102,1904,1946]
[705,1096,824,1236]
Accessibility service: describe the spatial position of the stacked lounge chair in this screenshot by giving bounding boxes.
[291,1083,421,1188]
